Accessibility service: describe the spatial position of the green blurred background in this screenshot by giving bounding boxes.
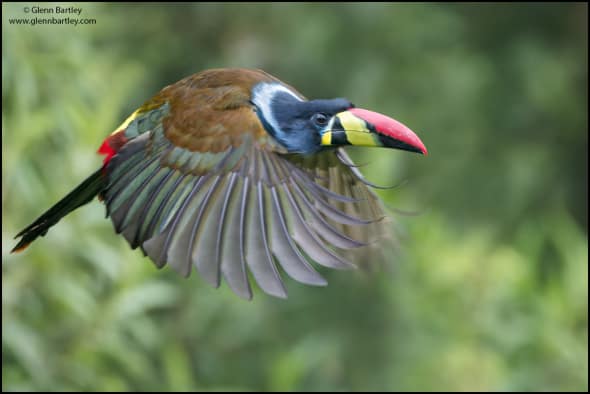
[2,2,587,391]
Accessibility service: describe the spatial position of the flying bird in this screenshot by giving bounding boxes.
[11,68,427,299]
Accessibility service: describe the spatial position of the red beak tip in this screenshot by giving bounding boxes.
[350,108,427,156]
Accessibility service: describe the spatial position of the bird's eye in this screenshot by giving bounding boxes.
[312,113,329,126]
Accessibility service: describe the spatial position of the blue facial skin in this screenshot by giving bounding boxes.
[255,91,353,154]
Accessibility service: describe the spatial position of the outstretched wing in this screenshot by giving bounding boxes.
[103,77,390,299]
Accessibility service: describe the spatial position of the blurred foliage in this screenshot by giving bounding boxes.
[2,2,587,391]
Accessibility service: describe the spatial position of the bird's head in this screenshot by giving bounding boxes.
[251,82,427,155]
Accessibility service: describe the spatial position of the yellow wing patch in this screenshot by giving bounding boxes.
[110,99,168,135]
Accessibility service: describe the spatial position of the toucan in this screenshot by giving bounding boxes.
[11,68,427,299]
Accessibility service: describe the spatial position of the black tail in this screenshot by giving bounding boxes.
[11,169,106,253]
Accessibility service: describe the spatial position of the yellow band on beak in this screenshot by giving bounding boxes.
[336,111,379,147]
[344,130,378,146]
[320,111,381,147]
[337,111,367,132]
